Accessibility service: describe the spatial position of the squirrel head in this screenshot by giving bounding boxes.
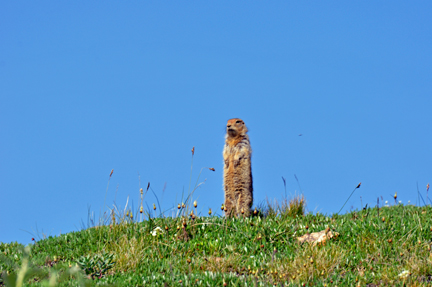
[226,118,248,138]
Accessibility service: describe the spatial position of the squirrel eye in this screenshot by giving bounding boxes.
[236,120,242,124]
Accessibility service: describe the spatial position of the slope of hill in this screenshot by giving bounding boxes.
[1,201,432,286]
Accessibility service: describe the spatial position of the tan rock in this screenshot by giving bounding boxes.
[297,229,338,246]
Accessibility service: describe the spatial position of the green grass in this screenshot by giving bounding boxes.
[1,200,432,286]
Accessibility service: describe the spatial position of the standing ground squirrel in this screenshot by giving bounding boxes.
[223,118,253,217]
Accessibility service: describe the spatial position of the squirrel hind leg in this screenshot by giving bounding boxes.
[224,195,235,218]
[235,193,245,217]
[237,192,252,217]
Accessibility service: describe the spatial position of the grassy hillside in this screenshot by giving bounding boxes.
[1,197,432,286]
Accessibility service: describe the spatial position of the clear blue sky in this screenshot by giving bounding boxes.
[1,2,431,244]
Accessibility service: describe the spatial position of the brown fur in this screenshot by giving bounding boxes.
[223,118,253,217]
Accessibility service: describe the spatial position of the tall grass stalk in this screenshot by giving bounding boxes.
[427,183,430,205]
[187,147,194,200]
[282,176,287,199]
[102,170,114,222]
[337,182,361,214]
[294,174,303,193]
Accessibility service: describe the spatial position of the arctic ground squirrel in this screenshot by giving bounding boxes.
[223,118,253,217]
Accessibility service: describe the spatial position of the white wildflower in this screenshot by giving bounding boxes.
[398,270,410,279]
[150,227,164,236]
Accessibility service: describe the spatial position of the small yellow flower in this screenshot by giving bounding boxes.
[208,208,212,215]
[193,200,197,208]
[140,206,143,213]
[153,204,156,210]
